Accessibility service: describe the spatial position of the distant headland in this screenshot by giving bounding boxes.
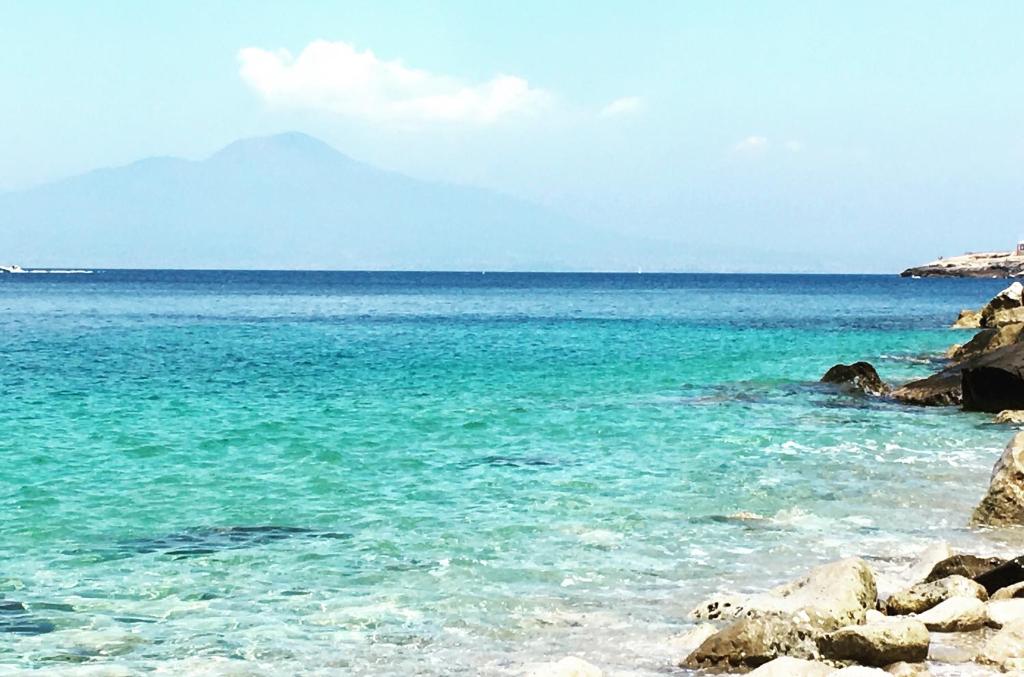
[901,246,1024,278]
[0,264,25,273]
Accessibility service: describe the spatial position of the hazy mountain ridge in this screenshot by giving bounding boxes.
[0,133,628,270]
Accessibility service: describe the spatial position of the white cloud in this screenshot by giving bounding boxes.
[238,40,549,125]
[600,96,645,118]
[734,135,770,153]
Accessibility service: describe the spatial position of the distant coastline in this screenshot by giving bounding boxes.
[901,251,1024,278]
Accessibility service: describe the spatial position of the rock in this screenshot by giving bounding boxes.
[981,282,1024,327]
[690,558,877,626]
[526,657,603,677]
[972,434,1024,526]
[987,599,1024,628]
[681,611,828,670]
[833,668,891,676]
[961,343,1024,412]
[884,662,932,677]
[925,554,1005,583]
[885,575,988,615]
[995,409,1024,424]
[943,343,962,359]
[952,309,982,329]
[913,596,988,631]
[747,656,833,676]
[977,618,1024,671]
[866,609,888,623]
[974,556,1024,594]
[819,619,930,666]
[891,369,962,407]
[992,581,1024,600]
[951,324,1024,362]
[822,362,892,397]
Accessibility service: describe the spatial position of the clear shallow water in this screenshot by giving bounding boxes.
[0,271,1021,675]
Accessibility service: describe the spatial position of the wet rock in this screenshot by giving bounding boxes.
[819,619,930,666]
[913,596,988,631]
[833,669,891,676]
[974,556,1024,595]
[952,309,982,329]
[691,558,877,626]
[526,656,603,677]
[994,409,1024,424]
[987,599,1024,628]
[884,662,932,677]
[976,618,1024,671]
[821,362,891,397]
[682,611,829,670]
[951,324,1024,362]
[971,434,1024,527]
[924,555,1005,583]
[891,369,962,407]
[981,282,1024,327]
[747,656,833,676]
[961,344,1024,412]
[992,581,1024,600]
[885,575,987,615]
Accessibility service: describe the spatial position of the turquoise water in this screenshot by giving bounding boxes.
[0,271,1019,675]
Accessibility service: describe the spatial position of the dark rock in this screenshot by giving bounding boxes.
[122,525,350,557]
[962,344,1024,412]
[821,362,891,397]
[924,554,1005,583]
[892,342,1024,411]
[892,369,963,407]
[0,601,55,635]
[975,557,1024,596]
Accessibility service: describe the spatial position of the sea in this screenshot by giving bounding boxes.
[0,270,1021,676]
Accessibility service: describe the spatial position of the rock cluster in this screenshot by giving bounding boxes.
[680,547,1024,675]
[971,432,1024,527]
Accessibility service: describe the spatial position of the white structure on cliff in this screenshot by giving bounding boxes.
[1017,241,1024,257]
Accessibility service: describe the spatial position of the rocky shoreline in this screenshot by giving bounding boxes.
[901,252,1024,279]
[531,283,1024,677]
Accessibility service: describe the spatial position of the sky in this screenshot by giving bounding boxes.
[1,1,1023,272]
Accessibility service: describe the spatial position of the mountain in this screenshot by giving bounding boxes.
[0,132,628,270]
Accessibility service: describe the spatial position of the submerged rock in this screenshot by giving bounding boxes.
[0,600,55,635]
[821,362,891,397]
[925,554,1005,583]
[690,558,877,626]
[913,596,988,631]
[971,433,1024,527]
[952,309,982,329]
[885,575,987,615]
[121,525,349,557]
[818,619,930,666]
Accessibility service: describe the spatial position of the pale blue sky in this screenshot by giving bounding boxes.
[2,1,1022,271]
